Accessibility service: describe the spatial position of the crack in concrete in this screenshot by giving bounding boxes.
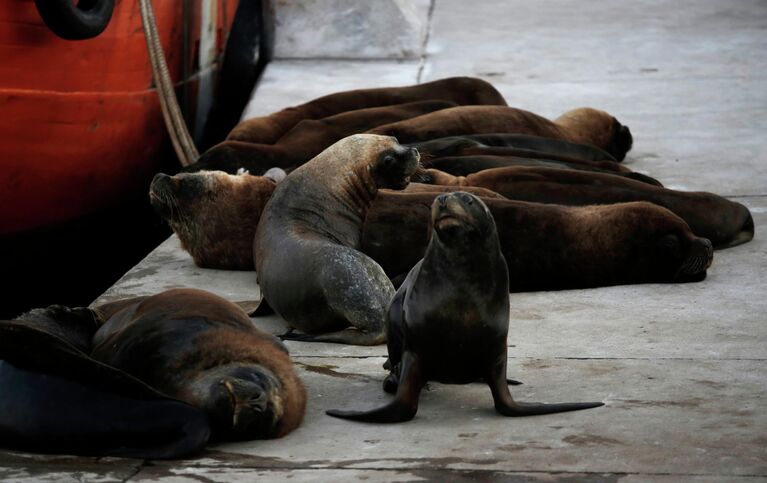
[416,0,437,83]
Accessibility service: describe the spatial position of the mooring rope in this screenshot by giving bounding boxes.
[138,0,199,167]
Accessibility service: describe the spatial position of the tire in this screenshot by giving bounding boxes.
[35,0,115,40]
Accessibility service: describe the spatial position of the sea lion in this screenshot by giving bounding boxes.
[254,134,420,345]
[421,154,661,186]
[89,288,306,440]
[368,106,633,161]
[0,305,209,459]
[362,192,715,290]
[1,287,306,457]
[410,133,618,162]
[190,100,458,175]
[327,192,603,422]
[151,171,714,289]
[421,166,754,248]
[228,76,508,144]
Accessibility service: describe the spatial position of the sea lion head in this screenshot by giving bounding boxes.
[149,170,280,269]
[430,191,497,249]
[556,108,633,162]
[194,363,287,441]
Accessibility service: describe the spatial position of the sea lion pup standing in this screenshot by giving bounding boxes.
[421,166,755,248]
[189,100,457,175]
[254,134,421,345]
[368,106,634,161]
[90,288,306,440]
[228,76,508,144]
[327,192,603,423]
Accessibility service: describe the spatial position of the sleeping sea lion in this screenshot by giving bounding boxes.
[228,76,508,144]
[150,171,714,289]
[254,134,421,345]
[421,166,754,249]
[327,192,603,422]
[0,288,306,457]
[368,106,634,161]
[90,288,306,441]
[189,100,457,175]
[410,133,618,162]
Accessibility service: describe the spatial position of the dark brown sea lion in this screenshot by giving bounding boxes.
[410,133,618,162]
[189,100,458,175]
[150,171,714,289]
[90,288,306,440]
[421,166,754,248]
[327,192,603,422]
[363,192,714,290]
[368,106,633,161]
[254,134,420,345]
[228,76,508,144]
[421,154,662,186]
[0,288,306,457]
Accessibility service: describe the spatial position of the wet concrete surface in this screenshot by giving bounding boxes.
[2,0,766,481]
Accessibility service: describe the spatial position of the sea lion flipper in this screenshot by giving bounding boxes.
[487,358,603,416]
[250,298,275,317]
[280,327,386,346]
[326,352,424,423]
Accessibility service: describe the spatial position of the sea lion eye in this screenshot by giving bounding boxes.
[383,155,395,165]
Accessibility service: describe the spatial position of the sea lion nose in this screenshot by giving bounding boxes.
[437,194,448,208]
[151,172,171,190]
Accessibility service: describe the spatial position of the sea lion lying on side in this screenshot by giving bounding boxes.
[421,166,754,249]
[368,106,633,161]
[150,171,714,290]
[228,76,508,144]
[327,192,604,423]
[0,289,305,459]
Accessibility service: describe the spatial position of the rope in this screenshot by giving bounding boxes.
[138,0,199,167]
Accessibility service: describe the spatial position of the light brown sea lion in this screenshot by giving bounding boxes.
[327,192,603,423]
[189,100,458,175]
[421,166,754,249]
[150,171,713,291]
[228,76,508,144]
[254,134,421,345]
[368,106,634,161]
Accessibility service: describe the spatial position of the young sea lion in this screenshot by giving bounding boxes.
[228,76,508,144]
[150,171,714,289]
[327,192,604,423]
[421,166,754,249]
[254,134,421,345]
[189,100,457,175]
[368,106,633,161]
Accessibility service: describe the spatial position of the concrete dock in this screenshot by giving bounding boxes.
[2,0,766,481]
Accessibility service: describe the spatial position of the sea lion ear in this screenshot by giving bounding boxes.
[263,167,287,184]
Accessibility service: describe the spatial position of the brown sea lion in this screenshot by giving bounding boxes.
[368,106,634,161]
[90,288,306,440]
[0,288,306,458]
[189,100,458,175]
[254,134,420,345]
[363,192,714,290]
[410,133,618,162]
[421,166,754,249]
[150,171,713,291]
[228,76,508,144]
[327,192,603,423]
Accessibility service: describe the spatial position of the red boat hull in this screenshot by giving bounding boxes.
[0,0,237,234]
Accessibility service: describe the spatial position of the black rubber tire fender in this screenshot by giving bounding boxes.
[34,0,116,40]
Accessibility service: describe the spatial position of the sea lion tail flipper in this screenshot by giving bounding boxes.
[326,352,423,423]
[280,328,386,346]
[14,305,102,352]
[487,358,602,416]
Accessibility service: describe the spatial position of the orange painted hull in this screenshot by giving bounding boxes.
[0,0,237,234]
